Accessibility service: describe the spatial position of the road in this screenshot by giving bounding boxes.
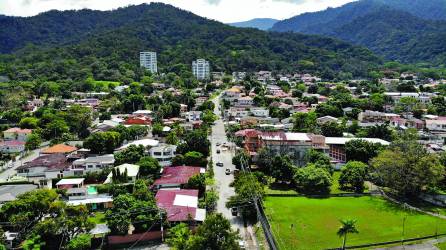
[210,96,259,249]
[0,148,42,182]
[211,97,244,231]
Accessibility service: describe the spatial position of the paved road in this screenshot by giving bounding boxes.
[211,97,244,232]
[0,148,42,182]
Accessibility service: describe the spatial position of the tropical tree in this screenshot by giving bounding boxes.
[337,219,359,250]
[166,223,191,250]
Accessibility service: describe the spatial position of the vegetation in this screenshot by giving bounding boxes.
[264,196,446,250]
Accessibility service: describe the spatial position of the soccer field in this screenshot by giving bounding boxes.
[264,196,446,250]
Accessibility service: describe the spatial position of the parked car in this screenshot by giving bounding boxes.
[238,240,246,249]
[216,161,224,167]
[217,149,221,154]
[225,168,231,175]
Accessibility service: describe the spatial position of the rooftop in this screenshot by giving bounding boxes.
[118,139,159,150]
[155,189,205,222]
[0,184,37,203]
[17,153,69,171]
[153,166,204,186]
[41,144,78,154]
[56,178,85,186]
[3,127,32,134]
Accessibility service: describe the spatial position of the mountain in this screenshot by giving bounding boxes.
[0,3,381,82]
[271,0,446,64]
[229,18,279,30]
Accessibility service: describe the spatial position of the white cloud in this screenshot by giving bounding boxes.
[0,0,356,22]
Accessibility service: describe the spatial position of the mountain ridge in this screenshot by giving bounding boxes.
[229,18,279,30]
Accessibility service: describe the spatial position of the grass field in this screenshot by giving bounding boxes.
[436,241,446,250]
[264,196,446,250]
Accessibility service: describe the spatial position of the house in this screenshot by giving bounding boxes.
[153,166,205,190]
[104,164,140,184]
[426,117,446,132]
[316,116,339,125]
[358,110,399,123]
[71,154,115,176]
[3,128,32,142]
[148,144,177,167]
[117,139,159,151]
[155,189,205,223]
[223,87,243,103]
[66,191,113,210]
[124,116,152,126]
[0,140,25,153]
[41,144,78,155]
[237,96,254,106]
[16,154,70,187]
[250,108,269,118]
[56,178,85,189]
[224,107,249,121]
[0,184,37,204]
[182,111,202,122]
[132,110,153,116]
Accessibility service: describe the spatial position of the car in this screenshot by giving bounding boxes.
[231,207,238,216]
[238,240,246,249]
[216,149,221,154]
[216,161,224,167]
[216,142,221,146]
[225,168,231,175]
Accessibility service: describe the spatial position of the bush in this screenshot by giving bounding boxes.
[339,161,368,193]
[294,166,332,194]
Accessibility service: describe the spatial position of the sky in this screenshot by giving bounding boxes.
[0,0,356,22]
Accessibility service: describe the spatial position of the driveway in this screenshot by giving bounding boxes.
[0,148,43,182]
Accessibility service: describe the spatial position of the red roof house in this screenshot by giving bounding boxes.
[155,189,205,222]
[153,166,204,189]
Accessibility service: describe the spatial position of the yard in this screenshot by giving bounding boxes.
[264,196,446,250]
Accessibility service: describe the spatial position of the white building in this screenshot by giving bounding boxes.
[148,144,177,167]
[70,154,115,176]
[250,108,270,118]
[140,51,158,74]
[192,59,210,80]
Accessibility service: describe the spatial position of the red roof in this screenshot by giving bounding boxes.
[155,189,198,222]
[0,140,25,146]
[153,166,202,186]
[235,129,259,137]
[4,128,32,134]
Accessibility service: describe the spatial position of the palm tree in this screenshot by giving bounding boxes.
[337,219,359,250]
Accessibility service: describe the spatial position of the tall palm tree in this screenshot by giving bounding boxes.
[337,219,359,250]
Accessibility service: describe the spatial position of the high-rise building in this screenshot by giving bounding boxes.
[192,59,210,80]
[140,51,158,74]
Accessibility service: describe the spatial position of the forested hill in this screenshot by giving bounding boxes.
[0,3,380,82]
[271,0,446,65]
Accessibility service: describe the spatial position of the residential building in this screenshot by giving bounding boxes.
[237,96,254,106]
[56,178,85,189]
[182,111,202,122]
[153,166,205,190]
[325,137,390,165]
[155,189,206,222]
[250,108,269,118]
[16,154,70,187]
[192,59,210,80]
[260,132,313,166]
[0,140,25,153]
[148,144,177,167]
[104,164,140,184]
[117,139,159,151]
[41,144,78,155]
[140,51,158,73]
[426,117,446,132]
[316,116,339,125]
[71,154,115,176]
[3,128,32,142]
[358,110,399,123]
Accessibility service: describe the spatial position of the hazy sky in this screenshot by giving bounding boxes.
[0,0,356,22]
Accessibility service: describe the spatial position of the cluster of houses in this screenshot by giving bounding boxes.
[0,128,31,154]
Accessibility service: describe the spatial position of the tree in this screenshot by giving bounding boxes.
[262,155,295,182]
[232,151,250,170]
[185,174,206,195]
[201,110,217,124]
[64,105,92,138]
[83,131,122,154]
[166,223,191,250]
[294,166,332,194]
[66,234,91,250]
[337,219,359,250]
[371,133,444,197]
[339,161,368,193]
[183,151,208,167]
[177,129,210,157]
[345,140,384,163]
[166,131,179,145]
[186,213,240,250]
[395,96,420,114]
[292,112,317,132]
[358,123,393,141]
[320,122,344,137]
[43,118,69,139]
[19,117,39,129]
[25,133,42,150]
[137,156,161,177]
[114,145,145,165]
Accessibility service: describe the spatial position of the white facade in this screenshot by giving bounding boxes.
[70,155,115,176]
[250,108,269,118]
[140,51,158,73]
[148,144,177,167]
[192,59,210,80]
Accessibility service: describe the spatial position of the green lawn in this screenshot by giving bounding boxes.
[436,241,446,250]
[88,212,105,224]
[264,196,446,250]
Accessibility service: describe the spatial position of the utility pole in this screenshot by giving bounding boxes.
[160,210,164,242]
